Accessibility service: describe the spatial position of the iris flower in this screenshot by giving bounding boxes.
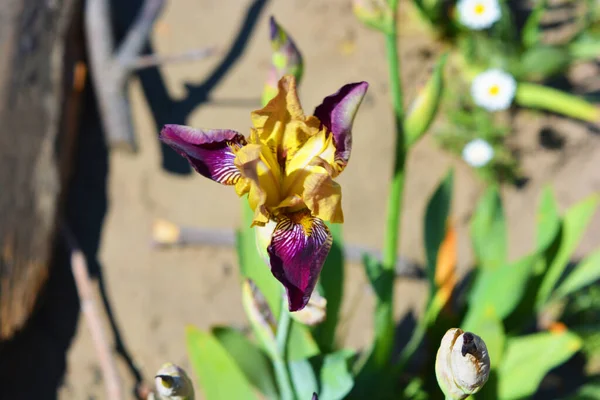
[160,75,368,311]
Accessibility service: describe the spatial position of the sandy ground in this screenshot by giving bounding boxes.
[55,0,600,399]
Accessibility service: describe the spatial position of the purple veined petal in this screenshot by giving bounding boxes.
[160,124,247,185]
[267,211,332,311]
[313,81,369,172]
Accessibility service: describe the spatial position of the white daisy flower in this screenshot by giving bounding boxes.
[471,69,517,111]
[457,0,501,30]
[462,139,494,167]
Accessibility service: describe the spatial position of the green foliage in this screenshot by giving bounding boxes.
[424,170,453,289]
[237,203,281,317]
[180,5,600,400]
[186,326,260,400]
[318,350,355,400]
[537,194,600,308]
[313,223,345,353]
[467,253,540,320]
[212,326,279,398]
[498,331,582,399]
[554,249,600,301]
[288,359,319,400]
[470,185,506,271]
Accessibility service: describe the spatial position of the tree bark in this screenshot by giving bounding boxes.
[0,0,81,340]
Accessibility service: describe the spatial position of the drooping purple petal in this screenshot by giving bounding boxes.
[160,124,247,185]
[267,212,332,311]
[313,81,368,171]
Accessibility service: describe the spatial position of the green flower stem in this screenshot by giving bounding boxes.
[276,295,292,353]
[369,0,407,372]
[273,294,294,400]
[515,82,599,122]
[272,354,294,400]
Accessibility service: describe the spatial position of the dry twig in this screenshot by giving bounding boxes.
[151,219,423,277]
[85,0,164,152]
[63,225,123,400]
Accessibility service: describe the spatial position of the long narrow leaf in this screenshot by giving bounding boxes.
[471,186,506,271]
[313,223,345,353]
[186,326,260,400]
[537,194,599,308]
[425,170,454,289]
[554,249,600,301]
[468,253,540,320]
[319,350,355,400]
[536,186,561,253]
[289,359,319,400]
[498,331,582,400]
[212,326,279,399]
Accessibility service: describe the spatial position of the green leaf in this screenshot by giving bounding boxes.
[498,331,582,400]
[571,324,600,358]
[563,380,600,400]
[554,249,600,301]
[362,253,394,368]
[287,320,321,361]
[468,253,540,320]
[186,326,260,400]
[462,307,506,365]
[515,83,600,123]
[520,46,571,80]
[319,350,355,400]
[350,254,395,397]
[289,359,319,400]
[404,54,447,147]
[424,170,453,289]
[471,186,506,271]
[536,186,561,253]
[313,223,345,353]
[537,194,600,307]
[237,203,281,318]
[521,0,548,48]
[211,326,279,399]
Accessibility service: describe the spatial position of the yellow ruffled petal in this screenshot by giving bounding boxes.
[235,178,251,197]
[251,75,304,147]
[234,143,282,225]
[285,129,335,175]
[303,170,344,223]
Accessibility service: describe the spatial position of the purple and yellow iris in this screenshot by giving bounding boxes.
[160,75,368,311]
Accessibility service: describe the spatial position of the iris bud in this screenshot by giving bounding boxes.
[435,328,490,400]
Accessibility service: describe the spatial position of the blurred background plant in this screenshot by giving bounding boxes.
[398,0,600,184]
[176,1,600,399]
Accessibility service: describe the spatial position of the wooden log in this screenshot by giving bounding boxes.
[0,0,82,340]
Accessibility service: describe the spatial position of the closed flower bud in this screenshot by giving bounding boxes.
[263,17,303,105]
[435,328,490,400]
[241,279,278,359]
[153,362,195,400]
[404,54,447,147]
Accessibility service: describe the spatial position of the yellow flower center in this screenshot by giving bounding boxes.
[488,84,500,96]
[474,3,485,15]
[235,75,344,226]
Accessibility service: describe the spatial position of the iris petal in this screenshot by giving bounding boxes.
[252,75,305,149]
[303,170,343,223]
[313,81,369,174]
[267,212,332,311]
[160,125,246,185]
[235,143,282,225]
